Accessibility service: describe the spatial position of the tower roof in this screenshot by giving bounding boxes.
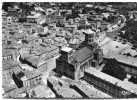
[83,29,95,34]
[61,47,73,52]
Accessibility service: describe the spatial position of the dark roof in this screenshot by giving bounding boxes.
[21,54,39,67]
[73,46,93,63]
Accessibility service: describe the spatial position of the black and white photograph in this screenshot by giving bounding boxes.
[2,2,137,99]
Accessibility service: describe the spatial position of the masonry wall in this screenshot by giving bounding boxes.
[84,71,137,98]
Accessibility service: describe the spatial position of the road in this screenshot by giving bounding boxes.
[106,15,126,38]
[41,55,60,85]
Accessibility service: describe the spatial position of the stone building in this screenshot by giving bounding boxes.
[56,30,104,80]
[84,67,137,98]
[2,60,19,85]
[12,70,42,88]
[2,49,19,61]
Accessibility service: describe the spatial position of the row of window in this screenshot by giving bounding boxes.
[3,55,13,61]
[24,76,42,87]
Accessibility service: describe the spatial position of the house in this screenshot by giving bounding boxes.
[8,6,20,17]
[13,69,42,88]
[2,49,19,61]
[2,60,19,85]
[69,38,80,50]
[84,67,137,98]
[20,54,39,68]
[26,13,46,24]
[46,15,65,24]
[79,19,86,27]
[29,44,59,67]
[21,70,42,88]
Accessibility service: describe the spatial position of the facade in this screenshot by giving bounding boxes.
[2,49,19,61]
[84,67,137,98]
[15,70,42,88]
[26,13,45,24]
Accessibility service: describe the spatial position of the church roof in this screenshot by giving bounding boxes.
[73,46,93,63]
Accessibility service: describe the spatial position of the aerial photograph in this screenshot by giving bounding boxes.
[2,2,137,99]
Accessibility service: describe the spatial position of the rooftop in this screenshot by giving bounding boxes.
[24,70,42,80]
[72,46,93,63]
[27,13,41,19]
[2,60,19,71]
[82,29,95,34]
[61,47,73,52]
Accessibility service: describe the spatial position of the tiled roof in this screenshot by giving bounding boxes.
[12,65,24,75]
[2,60,19,71]
[2,48,19,57]
[3,84,17,93]
[73,46,93,63]
[24,70,42,80]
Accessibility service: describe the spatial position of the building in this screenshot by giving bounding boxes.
[26,13,45,24]
[13,70,42,88]
[2,60,19,85]
[84,67,137,98]
[2,49,19,61]
[46,15,65,24]
[69,38,80,50]
[56,30,104,80]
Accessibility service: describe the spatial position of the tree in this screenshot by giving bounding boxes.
[102,59,127,80]
[2,2,13,11]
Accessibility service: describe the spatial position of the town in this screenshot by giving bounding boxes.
[2,2,137,98]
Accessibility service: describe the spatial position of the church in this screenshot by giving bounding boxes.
[56,29,104,80]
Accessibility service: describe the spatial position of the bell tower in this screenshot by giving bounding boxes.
[60,47,74,63]
[84,29,95,45]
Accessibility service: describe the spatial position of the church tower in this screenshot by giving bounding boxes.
[84,29,96,45]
